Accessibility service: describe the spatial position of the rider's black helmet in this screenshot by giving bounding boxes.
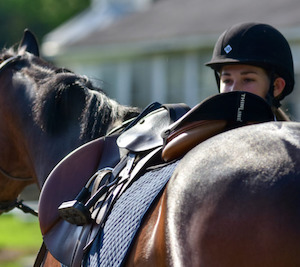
[206,22,294,103]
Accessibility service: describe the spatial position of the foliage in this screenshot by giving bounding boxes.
[0,214,42,248]
[0,213,42,266]
[0,0,91,48]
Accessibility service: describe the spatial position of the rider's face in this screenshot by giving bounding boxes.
[219,64,270,99]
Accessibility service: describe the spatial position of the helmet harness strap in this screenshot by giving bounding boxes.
[214,70,220,89]
[266,70,281,108]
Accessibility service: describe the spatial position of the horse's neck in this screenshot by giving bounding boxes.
[33,134,85,188]
[7,67,138,188]
[31,101,137,188]
[109,104,140,132]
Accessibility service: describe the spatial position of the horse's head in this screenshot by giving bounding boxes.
[0,30,139,213]
[0,30,40,211]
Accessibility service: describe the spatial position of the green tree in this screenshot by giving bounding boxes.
[0,0,90,48]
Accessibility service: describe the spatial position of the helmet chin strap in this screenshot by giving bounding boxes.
[266,71,281,108]
[266,92,280,108]
[214,70,221,90]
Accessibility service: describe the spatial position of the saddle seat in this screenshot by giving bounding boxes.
[162,91,275,161]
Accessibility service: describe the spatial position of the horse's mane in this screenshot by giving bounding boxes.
[0,48,140,140]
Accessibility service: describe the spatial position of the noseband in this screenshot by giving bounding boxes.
[0,54,37,216]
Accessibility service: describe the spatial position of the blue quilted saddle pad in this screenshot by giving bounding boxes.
[83,160,179,267]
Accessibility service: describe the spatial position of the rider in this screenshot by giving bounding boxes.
[206,22,295,121]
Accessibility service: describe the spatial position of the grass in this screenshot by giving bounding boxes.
[0,213,43,267]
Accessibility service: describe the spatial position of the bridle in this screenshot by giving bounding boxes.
[0,54,22,71]
[0,161,38,217]
[0,199,38,216]
[0,54,38,216]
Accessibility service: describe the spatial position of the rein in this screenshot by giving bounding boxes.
[0,199,38,216]
[0,166,34,181]
[0,54,37,216]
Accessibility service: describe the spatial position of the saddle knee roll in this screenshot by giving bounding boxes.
[162,120,227,162]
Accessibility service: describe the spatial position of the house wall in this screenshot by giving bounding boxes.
[51,43,300,122]
[55,49,220,109]
[42,0,300,120]
[288,43,300,120]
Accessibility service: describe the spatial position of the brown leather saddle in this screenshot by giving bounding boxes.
[38,102,190,266]
[37,92,274,266]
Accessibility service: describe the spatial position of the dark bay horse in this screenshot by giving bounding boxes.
[0,30,139,203]
[130,121,300,267]
[0,30,138,265]
[1,30,300,267]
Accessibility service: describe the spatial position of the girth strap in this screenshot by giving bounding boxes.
[84,147,162,251]
[33,242,47,267]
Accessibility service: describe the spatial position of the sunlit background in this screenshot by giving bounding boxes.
[2,0,300,118]
[40,0,300,120]
[1,0,300,266]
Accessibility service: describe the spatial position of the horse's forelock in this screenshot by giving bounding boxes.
[0,48,17,62]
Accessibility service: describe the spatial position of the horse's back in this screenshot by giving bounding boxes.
[164,121,300,267]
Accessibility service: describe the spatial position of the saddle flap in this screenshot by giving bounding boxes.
[38,135,120,236]
[43,219,91,266]
[117,103,190,152]
[117,107,170,152]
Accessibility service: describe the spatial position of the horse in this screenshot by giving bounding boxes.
[140,121,300,267]
[2,30,300,267]
[0,30,139,265]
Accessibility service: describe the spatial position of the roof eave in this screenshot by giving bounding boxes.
[42,33,219,62]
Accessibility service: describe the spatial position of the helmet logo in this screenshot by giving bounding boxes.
[224,44,232,54]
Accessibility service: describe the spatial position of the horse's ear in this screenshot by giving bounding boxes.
[18,29,40,57]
